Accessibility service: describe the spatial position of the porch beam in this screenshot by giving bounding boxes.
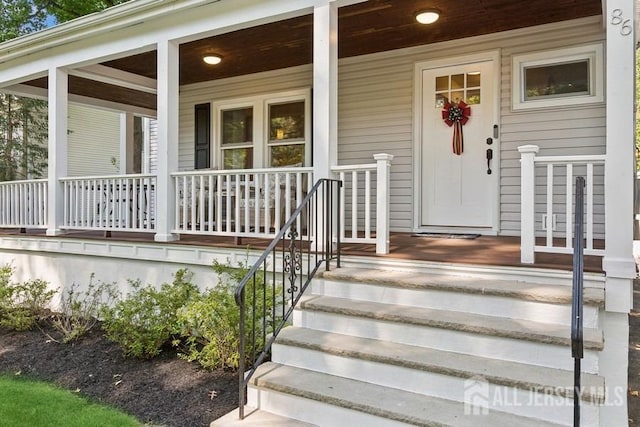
[46,67,68,236]
[154,39,180,242]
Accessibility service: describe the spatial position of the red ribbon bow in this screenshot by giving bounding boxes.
[442,100,471,155]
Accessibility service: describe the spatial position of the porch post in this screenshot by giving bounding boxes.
[600,0,636,424]
[46,67,68,236]
[518,144,538,264]
[374,153,393,254]
[154,39,180,242]
[313,1,338,252]
[119,112,135,174]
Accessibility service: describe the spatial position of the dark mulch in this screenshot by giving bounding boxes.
[0,321,238,427]
[629,278,640,425]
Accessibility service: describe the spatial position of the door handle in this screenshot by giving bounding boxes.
[486,148,493,175]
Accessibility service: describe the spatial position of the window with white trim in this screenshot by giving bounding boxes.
[213,89,311,169]
[511,43,603,111]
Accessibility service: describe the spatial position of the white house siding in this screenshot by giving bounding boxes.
[177,17,604,235]
[67,104,121,176]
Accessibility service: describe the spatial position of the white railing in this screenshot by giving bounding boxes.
[519,145,605,263]
[0,179,48,228]
[332,153,393,254]
[172,167,313,238]
[60,174,156,232]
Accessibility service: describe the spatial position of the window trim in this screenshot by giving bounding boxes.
[211,88,311,169]
[511,43,603,111]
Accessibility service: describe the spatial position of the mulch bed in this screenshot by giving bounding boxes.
[0,321,238,427]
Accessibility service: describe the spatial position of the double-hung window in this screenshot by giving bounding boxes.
[213,89,311,169]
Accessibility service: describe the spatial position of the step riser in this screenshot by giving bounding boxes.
[312,279,599,327]
[292,309,599,373]
[272,344,599,425]
[246,386,412,427]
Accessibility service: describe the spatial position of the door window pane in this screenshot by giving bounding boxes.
[269,102,305,141]
[466,72,481,87]
[435,76,449,91]
[222,107,253,145]
[451,74,465,89]
[524,60,589,100]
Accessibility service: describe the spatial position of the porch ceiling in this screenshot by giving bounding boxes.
[23,0,601,110]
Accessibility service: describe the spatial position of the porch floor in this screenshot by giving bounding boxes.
[0,229,603,273]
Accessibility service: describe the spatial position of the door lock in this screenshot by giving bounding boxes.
[486,148,493,175]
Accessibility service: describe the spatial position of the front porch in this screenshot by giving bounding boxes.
[0,227,604,273]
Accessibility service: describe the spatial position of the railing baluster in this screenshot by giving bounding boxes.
[546,164,554,248]
[365,169,371,240]
[586,163,594,251]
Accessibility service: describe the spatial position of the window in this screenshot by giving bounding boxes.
[212,89,311,169]
[512,44,603,110]
[434,72,481,109]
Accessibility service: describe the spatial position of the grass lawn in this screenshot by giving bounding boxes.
[0,375,141,427]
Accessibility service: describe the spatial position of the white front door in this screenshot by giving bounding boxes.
[420,59,497,229]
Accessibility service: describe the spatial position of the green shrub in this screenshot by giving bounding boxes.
[176,259,283,370]
[0,264,55,331]
[50,274,119,343]
[101,269,198,359]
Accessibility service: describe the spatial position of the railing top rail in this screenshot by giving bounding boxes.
[331,163,377,172]
[60,173,157,181]
[172,166,313,177]
[534,154,606,164]
[233,178,340,305]
[0,178,48,185]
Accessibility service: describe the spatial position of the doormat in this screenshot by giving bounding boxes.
[411,232,481,240]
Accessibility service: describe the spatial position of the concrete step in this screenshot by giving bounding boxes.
[211,406,317,426]
[272,327,603,424]
[316,268,603,327]
[294,295,602,373]
[247,362,565,427]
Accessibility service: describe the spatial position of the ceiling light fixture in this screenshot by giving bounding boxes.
[203,55,222,65]
[415,9,440,25]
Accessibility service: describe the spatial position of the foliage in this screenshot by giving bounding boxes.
[0,0,47,43]
[0,375,141,427]
[0,264,55,331]
[101,269,198,359]
[33,0,131,24]
[49,274,118,343]
[176,259,283,370]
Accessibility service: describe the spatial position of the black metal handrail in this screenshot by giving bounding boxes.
[571,176,585,427]
[234,178,342,419]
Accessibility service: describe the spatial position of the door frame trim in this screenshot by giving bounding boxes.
[412,50,501,234]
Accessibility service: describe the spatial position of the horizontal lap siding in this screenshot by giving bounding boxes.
[499,22,605,237]
[67,105,120,176]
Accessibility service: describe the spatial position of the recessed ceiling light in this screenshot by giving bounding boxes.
[203,55,222,65]
[416,9,440,25]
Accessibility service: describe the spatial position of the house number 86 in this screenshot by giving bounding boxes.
[611,9,632,36]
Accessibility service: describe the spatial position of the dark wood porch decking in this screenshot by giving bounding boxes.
[0,229,604,273]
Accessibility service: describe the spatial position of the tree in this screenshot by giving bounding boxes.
[33,0,130,23]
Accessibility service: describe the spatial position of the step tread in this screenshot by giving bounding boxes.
[299,295,604,350]
[276,326,605,402]
[211,406,318,426]
[252,362,564,427]
[320,267,604,306]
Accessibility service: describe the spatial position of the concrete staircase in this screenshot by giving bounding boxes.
[213,266,606,426]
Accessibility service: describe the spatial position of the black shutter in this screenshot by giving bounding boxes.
[194,103,211,169]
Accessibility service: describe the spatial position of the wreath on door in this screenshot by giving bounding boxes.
[442,100,471,155]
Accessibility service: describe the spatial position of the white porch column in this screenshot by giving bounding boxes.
[600,0,636,425]
[119,112,135,174]
[154,39,180,242]
[46,67,68,236]
[374,153,393,255]
[518,144,539,264]
[312,1,338,180]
